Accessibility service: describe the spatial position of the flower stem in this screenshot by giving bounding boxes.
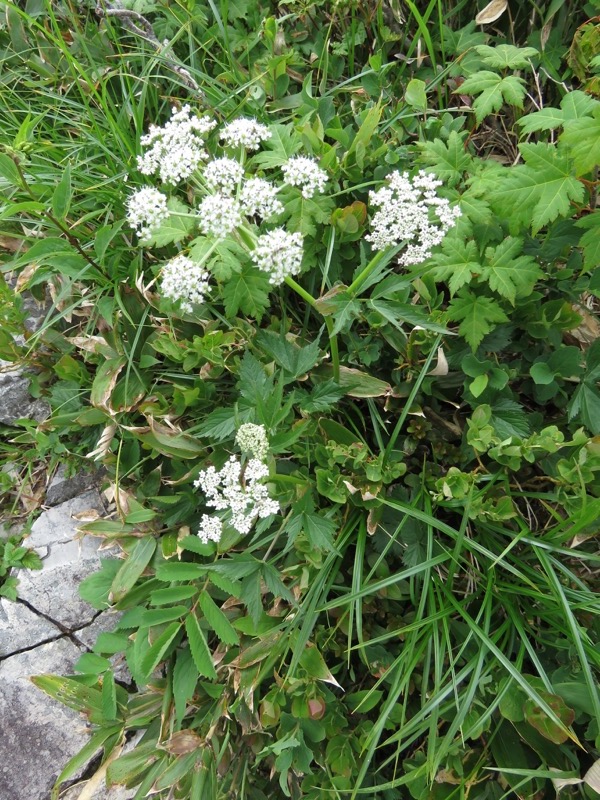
[347,249,386,296]
[284,275,340,382]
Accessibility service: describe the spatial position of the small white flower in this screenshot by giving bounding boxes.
[240,178,284,220]
[197,194,243,238]
[126,187,169,239]
[137,104,216,184]
[160,254,210,313]
[194,454,279,537]
[198,514,223,544]
[220,118,271,151]
[236,423,270,461]
[366,170,461,265]
[251,228,303,285]
[282,156,328,199]
[204,157,245,195]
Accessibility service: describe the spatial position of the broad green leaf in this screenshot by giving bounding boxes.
[283,191,334,237]
[150,586,198,605]
[50,726,123,800]
[475,44,538,69]
[139,621,182,678]
[222,263,271,320]
[480,237,542,304]
[156,562,208,582]
[199,592,238,645]
[299,644,342,688]
[428,237,481,295]
[404,78,427,110]
[32,675,104,717]
[447,290,509,350]
[185,612,218,679]
[490,399,530,439]
[143,198,195,247]
[122,420,205,459]
[369,299,450,334]
[189,236,245,281]
[109,537,156,603]
[560,107,600,176]
[101,670,118,721]
[417,131,473,187]
[0,153,23,185]
[79,558,121,610]
[524,692,575,744]
[298,380,346,413]
[457,72,527,123]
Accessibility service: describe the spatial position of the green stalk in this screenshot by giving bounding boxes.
[285,275,340,381]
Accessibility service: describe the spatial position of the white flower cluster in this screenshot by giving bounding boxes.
[195,456,279,542]
[220,118,271,151]
[137,104,216,184]
[126,187,169,239]
[160,255,210,313]
[204,158,245,195]
[235,423,270,461]
[365,170,462,265]
[282,156,328,199]
[240,178,284,220]
[251,228,304,285]
[197,194,243,238]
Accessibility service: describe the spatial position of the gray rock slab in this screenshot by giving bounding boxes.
[0,371,50,424]
[0,598,62,657]
[46,463,100,507]
[0,637,90,800]
[18,490,108,629]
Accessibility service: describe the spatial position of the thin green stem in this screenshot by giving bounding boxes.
[284,276,340,381]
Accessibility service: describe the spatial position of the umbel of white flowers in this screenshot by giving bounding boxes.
[365,170,462,264]
[194,424,278,544]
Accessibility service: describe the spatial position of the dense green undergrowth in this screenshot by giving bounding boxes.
[1,0,600,798]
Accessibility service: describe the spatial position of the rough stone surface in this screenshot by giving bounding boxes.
[0,597,62,657]
[46,463,101,507]
[0,370,50,425]
[17,490,108,629]
[0,638,90,800]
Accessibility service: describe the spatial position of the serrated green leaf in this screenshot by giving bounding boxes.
[568,381,600,434]
[199,592,238,645]
[222,264,271,320]
[143,198,195,247]
[109,537,156,603]
[560,108,600,176]
[475,44,538,69]
[518,90,600,134]
[480,237,542,304]
[155,562,208,582]
[185,612,217,679]
[429,237,481,295]
[490,399,530,439]
[189,236,245,281]
[299,379,346,413]
[140,621,182,678]
[173,648,198,724]
[457,72,527,124]
[255,330,320,379]
[491,143,585,234]
[576,211,600,269]
[283,192,334,237]
[447,291,509,350]
[417,131,473,187]
[250,123,301,168]
[102,670,118,720]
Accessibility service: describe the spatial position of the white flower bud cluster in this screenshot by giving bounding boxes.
[251,228,304,285]
[197,194,243,238]
[239,178,284,220]
[220,118,272,151]
[160,255,210,313]
[126,187,169,239]
[204,157,245,195]
[235,423,270,461]
[282,156,328,198]
[365,170,462,265]
[137,104,216,185]
[195,455,279,541]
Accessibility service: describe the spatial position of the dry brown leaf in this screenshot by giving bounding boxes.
[475,0,508,25]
